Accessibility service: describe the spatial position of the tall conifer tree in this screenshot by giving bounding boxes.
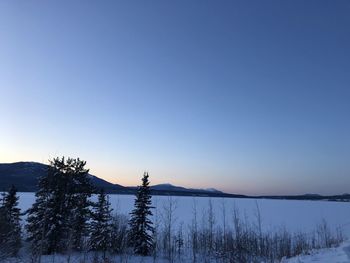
[128,172,154,256]
[0,185,21,258]
[89,189,113,258]
[26,157,93,255]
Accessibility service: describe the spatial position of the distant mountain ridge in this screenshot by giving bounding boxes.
[150,183,223,194]
[0,162,241,198]
[1,162,349,202]
[0,162,125,193]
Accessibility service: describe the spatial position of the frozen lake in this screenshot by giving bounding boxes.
[18,192,350,236]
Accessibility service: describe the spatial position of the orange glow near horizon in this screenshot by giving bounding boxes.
[0,154,247,194]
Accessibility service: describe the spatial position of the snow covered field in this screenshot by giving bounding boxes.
[17,192,350,236]
[4,193,349,262]
[284,240,350,263]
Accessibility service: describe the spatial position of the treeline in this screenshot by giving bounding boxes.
[0,157,345,263]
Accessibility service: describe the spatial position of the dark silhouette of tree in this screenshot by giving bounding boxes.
[89,189,113,258]
[0,185,21,258]
[128,172,154,256]
[26,157,93,256]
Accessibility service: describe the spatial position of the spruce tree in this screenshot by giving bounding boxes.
[26,157,93,255]
[65,158,94,251]
[128,172,154,256]
[89,189,113,258]
[0,185,21,258]
[0,206,11,260]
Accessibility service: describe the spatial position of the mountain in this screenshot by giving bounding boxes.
[146,183,233,197]
[151,183,223,194]
[0,162,241,197]
[0,162,348,201]
[302,194,322,197]
[0,162,126,193]
[0,162,47,191]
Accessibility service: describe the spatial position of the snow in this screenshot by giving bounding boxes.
[17,193,350,236]
[204,188,220,192]
[15,193,350,262]
[283,241,350,263]
[16,192,350,243]
[5,244,350,263]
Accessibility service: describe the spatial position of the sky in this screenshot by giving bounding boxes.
[0,1,350,195]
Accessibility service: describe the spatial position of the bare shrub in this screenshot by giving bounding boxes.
[110,213,129,254]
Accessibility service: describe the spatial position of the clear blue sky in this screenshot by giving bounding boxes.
[1,1,349,195]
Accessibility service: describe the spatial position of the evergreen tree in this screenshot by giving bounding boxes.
[26,165,56,256]
[64,158,94,251]
[26,157,71,254]
[0,185,21,258]
[128,172,154,256]
[0,207,11,260]
[26,157,93,255]
[89,189,113,258]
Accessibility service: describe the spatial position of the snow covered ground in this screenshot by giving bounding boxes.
[14,193,350,262]
[17,192,350,236]
[5,243,350,263]
[283,240,350,263]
